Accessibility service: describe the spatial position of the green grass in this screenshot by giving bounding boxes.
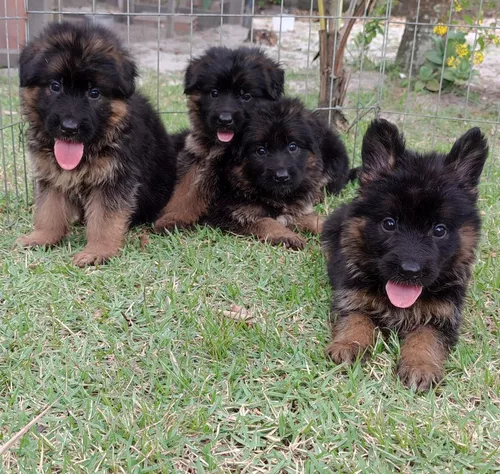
[0,72,499,473]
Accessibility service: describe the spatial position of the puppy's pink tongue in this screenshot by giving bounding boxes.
[54,140,84,170]
[385,281,422,308]
[217,131,234,143]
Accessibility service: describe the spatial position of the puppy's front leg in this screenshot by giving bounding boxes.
[249,217,306,249]
[17,184,71,247]
[72,191,131,267]
[326,312,376,364]
[397,326,448,391]
[154,164,208,232]
[294,213,325,234]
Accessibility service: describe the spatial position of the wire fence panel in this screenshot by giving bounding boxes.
[1,0,499,224]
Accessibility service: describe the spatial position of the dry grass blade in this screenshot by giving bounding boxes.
[0,397,61,456]
[222,305,259,325]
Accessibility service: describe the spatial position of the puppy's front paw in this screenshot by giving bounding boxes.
[154,214,193,233]
[72,250,113,267]
[294,214,325,234]
[398,326,447,391]
[267,233,306,250]
[311,217,325,234]
[397,360,443,391]
[304,215,325,234]
[16,231,62,248]
[325,340,368,365]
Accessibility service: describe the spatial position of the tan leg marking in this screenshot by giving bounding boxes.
[326,312,376,364]
[247,217,306,249]
[17,187,70,247]
[72,193,130,267]
[294,213,325,234]
[397,326,447,391]
[154,165,207,232]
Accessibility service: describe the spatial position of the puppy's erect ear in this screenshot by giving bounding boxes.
[19,42,44,87]
[359,119,405,186]
[306,113,324,157]
[266,65,285,100]
[444,127,488,192]
[116,53,137,98]
[184,58,202,95]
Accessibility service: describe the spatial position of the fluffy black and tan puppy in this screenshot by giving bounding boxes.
[322,119,488,390]
[205,97,349,249]
[154,46,284,232]
[17,21,176,266]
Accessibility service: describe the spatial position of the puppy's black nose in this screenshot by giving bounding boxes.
[400,261,422,279]
[274,169,290,183]
[60,118,79,135]
[218,113,233,125]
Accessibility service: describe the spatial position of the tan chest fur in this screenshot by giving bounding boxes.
[31,150,119,193]
[334,288,458,335]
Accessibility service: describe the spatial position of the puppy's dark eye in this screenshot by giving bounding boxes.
[88,88,100,99]
[240,92,252,102]
[50,81,61,93]
[288,142,298,152]
[382,217,396,232]
[433,224,447,238]
[210,89,219,98]
[256,146,266,156]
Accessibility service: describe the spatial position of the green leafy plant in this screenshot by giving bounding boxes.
[353,15,384,51]
[352,0,393,53]
[416,1,499,92]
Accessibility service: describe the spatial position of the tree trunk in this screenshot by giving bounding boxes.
[395,0,448,75]
[395,23,435,75]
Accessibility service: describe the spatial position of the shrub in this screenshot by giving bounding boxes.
[416,1,499,92]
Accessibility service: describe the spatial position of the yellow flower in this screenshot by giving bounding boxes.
[473,51,484,65]
[446,56,459,68]
[455,43,469,58]
[493,36,500,46]
[454,1,462,12]
[433,24,448,36]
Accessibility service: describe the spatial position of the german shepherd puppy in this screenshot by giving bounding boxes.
[17,21,176,266]
[322,119,488,390]
[154,46,285,232]
[205,97,349,249]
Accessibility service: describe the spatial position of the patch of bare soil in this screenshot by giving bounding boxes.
[68,8,500,95]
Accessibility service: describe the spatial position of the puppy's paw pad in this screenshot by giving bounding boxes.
[72,251,108,267]
[325,340,365,365]
[397,362,443,392]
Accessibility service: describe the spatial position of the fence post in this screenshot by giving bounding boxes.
[166,0,175,38]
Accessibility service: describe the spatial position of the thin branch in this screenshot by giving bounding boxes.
[0,397,61,456]
[334,0,377,76]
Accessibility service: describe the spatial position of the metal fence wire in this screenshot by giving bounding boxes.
[1,0,499,223]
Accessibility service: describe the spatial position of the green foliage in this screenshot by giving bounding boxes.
[353,15,384,51]
[353,1,395,53]
[417,2,500,92]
